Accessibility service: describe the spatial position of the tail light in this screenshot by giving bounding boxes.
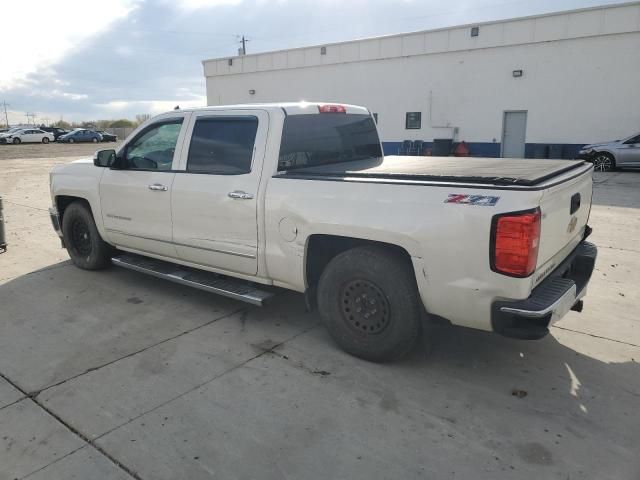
[318,104,347,113]
[490,208,541,277]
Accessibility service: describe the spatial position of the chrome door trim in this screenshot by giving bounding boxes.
[105,228,256,259]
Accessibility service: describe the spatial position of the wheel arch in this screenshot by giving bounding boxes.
[55,195,94,226]
[304,234,414,291]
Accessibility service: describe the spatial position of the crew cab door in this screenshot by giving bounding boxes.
[99,114,189,257]
[171,110,268,275]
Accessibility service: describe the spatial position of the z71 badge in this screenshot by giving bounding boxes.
[444,194,500,206]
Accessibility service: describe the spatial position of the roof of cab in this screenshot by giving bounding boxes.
[170,102,370,116]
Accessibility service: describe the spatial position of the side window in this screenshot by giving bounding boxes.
[186,116,258,175]
[405,112,421,129]
[125,120,183,171]
[626,135,640,144]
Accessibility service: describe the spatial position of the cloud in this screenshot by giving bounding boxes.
[0,0,138,90]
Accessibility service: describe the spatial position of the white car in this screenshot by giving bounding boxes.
[1,128,55,144]
[48,102,597,362]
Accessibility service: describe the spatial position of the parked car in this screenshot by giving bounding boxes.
[49,102,597,362]
[0,128,54,144]
[577,132,640,171]
[96,130,118,142]
[39,126,71,141]
[57,129,102,143]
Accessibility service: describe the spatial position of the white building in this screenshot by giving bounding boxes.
[203,2,640,158]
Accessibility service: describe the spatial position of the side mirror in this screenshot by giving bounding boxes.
[94,149,116,167]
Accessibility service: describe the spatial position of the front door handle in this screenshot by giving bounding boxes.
[148,184,168,191]
[228,191,254,200]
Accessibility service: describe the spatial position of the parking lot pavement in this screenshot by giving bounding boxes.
[0,158,639,480]
[0,141,122,161]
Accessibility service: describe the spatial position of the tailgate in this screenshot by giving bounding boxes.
[535,166,593,284]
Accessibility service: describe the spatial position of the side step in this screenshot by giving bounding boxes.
[112,253,276,306]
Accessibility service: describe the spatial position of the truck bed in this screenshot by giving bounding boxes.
[276,156,589,188]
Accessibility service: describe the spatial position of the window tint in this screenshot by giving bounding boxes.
[278,114,381,171]
[125,120,183,171]
[406,112,421,129]
[186,117,258,175]
[626,135,640,144]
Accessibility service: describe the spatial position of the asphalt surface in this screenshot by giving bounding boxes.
[0,155,638,480]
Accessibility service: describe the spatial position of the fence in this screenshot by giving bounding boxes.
[103,127,136,141]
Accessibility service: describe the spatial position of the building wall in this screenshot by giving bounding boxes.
[204,3,640,157]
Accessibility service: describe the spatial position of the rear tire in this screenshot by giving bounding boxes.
[92,137,98,143]
[61,202,113,270]
[317,246,422,362]
[593,153,615,172]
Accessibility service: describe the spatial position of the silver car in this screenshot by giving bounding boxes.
[577,132,640,172]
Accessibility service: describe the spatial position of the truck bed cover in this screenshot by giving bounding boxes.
[276,156,589,188]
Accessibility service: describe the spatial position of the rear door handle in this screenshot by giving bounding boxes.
[148,184,168,191]
[228,191,254,200]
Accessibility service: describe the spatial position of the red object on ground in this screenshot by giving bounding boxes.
[454,141,470,157]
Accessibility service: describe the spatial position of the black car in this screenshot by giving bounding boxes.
[39,126,70,141]
[96,130,118,142]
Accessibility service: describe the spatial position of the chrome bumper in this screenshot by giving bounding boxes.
[492,240,597,339]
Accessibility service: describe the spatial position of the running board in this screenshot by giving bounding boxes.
[112,254,276,306]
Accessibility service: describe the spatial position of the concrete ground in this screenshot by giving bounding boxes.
[0,151,638,480]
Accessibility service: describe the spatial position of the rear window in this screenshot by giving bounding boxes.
[278,114,381,171]
[187,117,258,175]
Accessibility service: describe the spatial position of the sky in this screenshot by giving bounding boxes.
[0,0,624,124]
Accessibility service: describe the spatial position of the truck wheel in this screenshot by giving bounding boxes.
[61,202,113,270]
[317,246,422,362]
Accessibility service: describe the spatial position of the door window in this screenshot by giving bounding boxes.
[125,120,183,171]
[186,116,258,175]
[624,135,640,144]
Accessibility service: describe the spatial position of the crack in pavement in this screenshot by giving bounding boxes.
[0,374,140,480]
[2,200,49,212]
[90,323,320,444]
[34,305,249,397]
[552,325,640,349]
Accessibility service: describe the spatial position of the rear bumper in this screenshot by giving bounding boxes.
[492,238,597,339]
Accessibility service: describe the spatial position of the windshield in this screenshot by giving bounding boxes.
[278,113,381,171]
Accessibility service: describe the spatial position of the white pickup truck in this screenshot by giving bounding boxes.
[49,102,597,362]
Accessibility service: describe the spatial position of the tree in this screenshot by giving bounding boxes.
[53,119,71,129]
[109,119,135,128]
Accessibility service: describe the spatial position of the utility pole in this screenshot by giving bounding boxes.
[2,101,9,128]
[238,35,249,55]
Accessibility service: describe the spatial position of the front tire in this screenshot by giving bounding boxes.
[12,137,21,144]
[593,153,615,172]
[92,137,98,143]
[68,138,74,144]
[42,137,50,144]
[61,202,113,270]
[317,246,422,362]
